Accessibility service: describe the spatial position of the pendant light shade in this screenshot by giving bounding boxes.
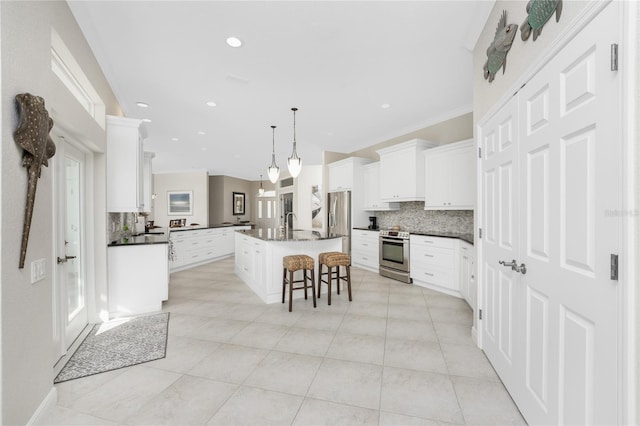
[258,174,265,196]
[267,125,280,183]
[287,107,302,178]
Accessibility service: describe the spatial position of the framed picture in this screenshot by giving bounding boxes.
[167,191,193,215]
[233,192,245,215]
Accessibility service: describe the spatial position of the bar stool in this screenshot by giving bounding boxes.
[282,255,316,312]
[317,252,352,305]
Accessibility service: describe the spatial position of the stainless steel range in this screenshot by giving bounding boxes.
[379,230,412,283]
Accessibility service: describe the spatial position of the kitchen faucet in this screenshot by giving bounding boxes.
[285,212,297,230]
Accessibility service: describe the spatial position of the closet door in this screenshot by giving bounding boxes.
[480,2,621,424]
[517,2,620,424]
[479,95,523,398]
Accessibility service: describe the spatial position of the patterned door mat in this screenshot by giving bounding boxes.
[54,312,169,383]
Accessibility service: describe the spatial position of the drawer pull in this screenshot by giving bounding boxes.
[424,272,434,276]
[424,254,434,257]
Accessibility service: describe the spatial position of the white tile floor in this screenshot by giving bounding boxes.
[43,257,526,425]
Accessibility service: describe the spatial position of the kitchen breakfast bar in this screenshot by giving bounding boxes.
[235,228,343,304]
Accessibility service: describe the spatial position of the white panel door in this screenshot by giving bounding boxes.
[479,95,523,397]
[480,3,621,425]
[517,3,620,424]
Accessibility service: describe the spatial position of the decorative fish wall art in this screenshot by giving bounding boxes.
[521,0,563,41]
[484,10,518,83]
[13,93,56,269]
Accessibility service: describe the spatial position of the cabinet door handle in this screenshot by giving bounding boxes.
[424,254,434,257]
[424,272,434,276]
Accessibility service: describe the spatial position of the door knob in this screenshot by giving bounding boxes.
[57,255,77,264]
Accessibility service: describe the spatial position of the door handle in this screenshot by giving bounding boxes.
[57,255,76,264]
[499,259,526,274]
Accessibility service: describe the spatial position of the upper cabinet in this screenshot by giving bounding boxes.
[377,139,438,202]
[362,162,399,211]
[142,152,155,213]
[423,139,475,210]
[327,157,373,228]
[106,115,146,212]
[327,157,372,192]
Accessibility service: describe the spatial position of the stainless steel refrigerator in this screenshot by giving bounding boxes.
[327,190,351,254]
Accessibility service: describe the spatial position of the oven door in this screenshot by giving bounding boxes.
[379,237,409,272]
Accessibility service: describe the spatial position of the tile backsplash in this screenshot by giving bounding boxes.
[375,202,473,235]
[107,212,144,242]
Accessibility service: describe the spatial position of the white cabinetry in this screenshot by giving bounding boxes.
[424,139,475,210]
[351,229,379,272]
[169,226,249,272]
[410,235,459,297]
[327,157,372,228]
[377,139,438,202]
[328,157,372,192]
[458,241,476,307]
[142,152,155,212]
[106,115,146,212]
[108,243,169,317]
[362,162,399,211]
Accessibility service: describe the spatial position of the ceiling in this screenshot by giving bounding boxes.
[69,1,494,181]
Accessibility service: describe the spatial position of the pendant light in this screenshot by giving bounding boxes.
[287,107,302,178]
[267,125,280,183]
[258,174,265,196]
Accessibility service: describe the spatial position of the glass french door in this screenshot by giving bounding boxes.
[53,140,88,360]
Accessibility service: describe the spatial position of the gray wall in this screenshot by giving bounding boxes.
[1,1,120,423]
[208,175,259,225]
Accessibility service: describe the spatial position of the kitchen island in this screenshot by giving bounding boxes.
[235,228,343,304]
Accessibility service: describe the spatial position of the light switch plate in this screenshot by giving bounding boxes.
[31,258,46,283]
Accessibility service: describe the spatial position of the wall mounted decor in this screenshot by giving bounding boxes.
[311,185,322,229]
[233,192,245,215]
[13,93,56,269]
[484,10,518,83]
[167,191,192,215]
[520,0,563,42]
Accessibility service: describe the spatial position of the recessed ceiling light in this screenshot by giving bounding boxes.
[381,103,391,109]
[142,118,152,123]
[171,137,179,142]
[206,101,217,107]
[201,147,207,151]
[327,132,334,137]
[226,37,243,48]
[197,131,206,135]
[136,102,149,108]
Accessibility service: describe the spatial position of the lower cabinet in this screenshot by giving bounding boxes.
[108,243,169,317]
[169,226,249,272]
[410,235,458,296]
[351,229,379,272]
[459,241,476,307]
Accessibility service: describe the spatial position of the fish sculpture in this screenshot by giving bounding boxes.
[521,0,563,42]
[13,93,56,269]
[484,10,518,83]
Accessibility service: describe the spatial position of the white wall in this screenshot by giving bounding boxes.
[153,172,209,227]
[0,2,120,424]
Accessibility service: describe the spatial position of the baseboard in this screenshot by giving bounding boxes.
[471,325,478,347]
[27,386,57,426]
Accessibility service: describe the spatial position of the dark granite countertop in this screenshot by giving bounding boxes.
[239,228,344,242]
[352,227,474,245]
[108,232,169,247]
[169,223,254,232]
